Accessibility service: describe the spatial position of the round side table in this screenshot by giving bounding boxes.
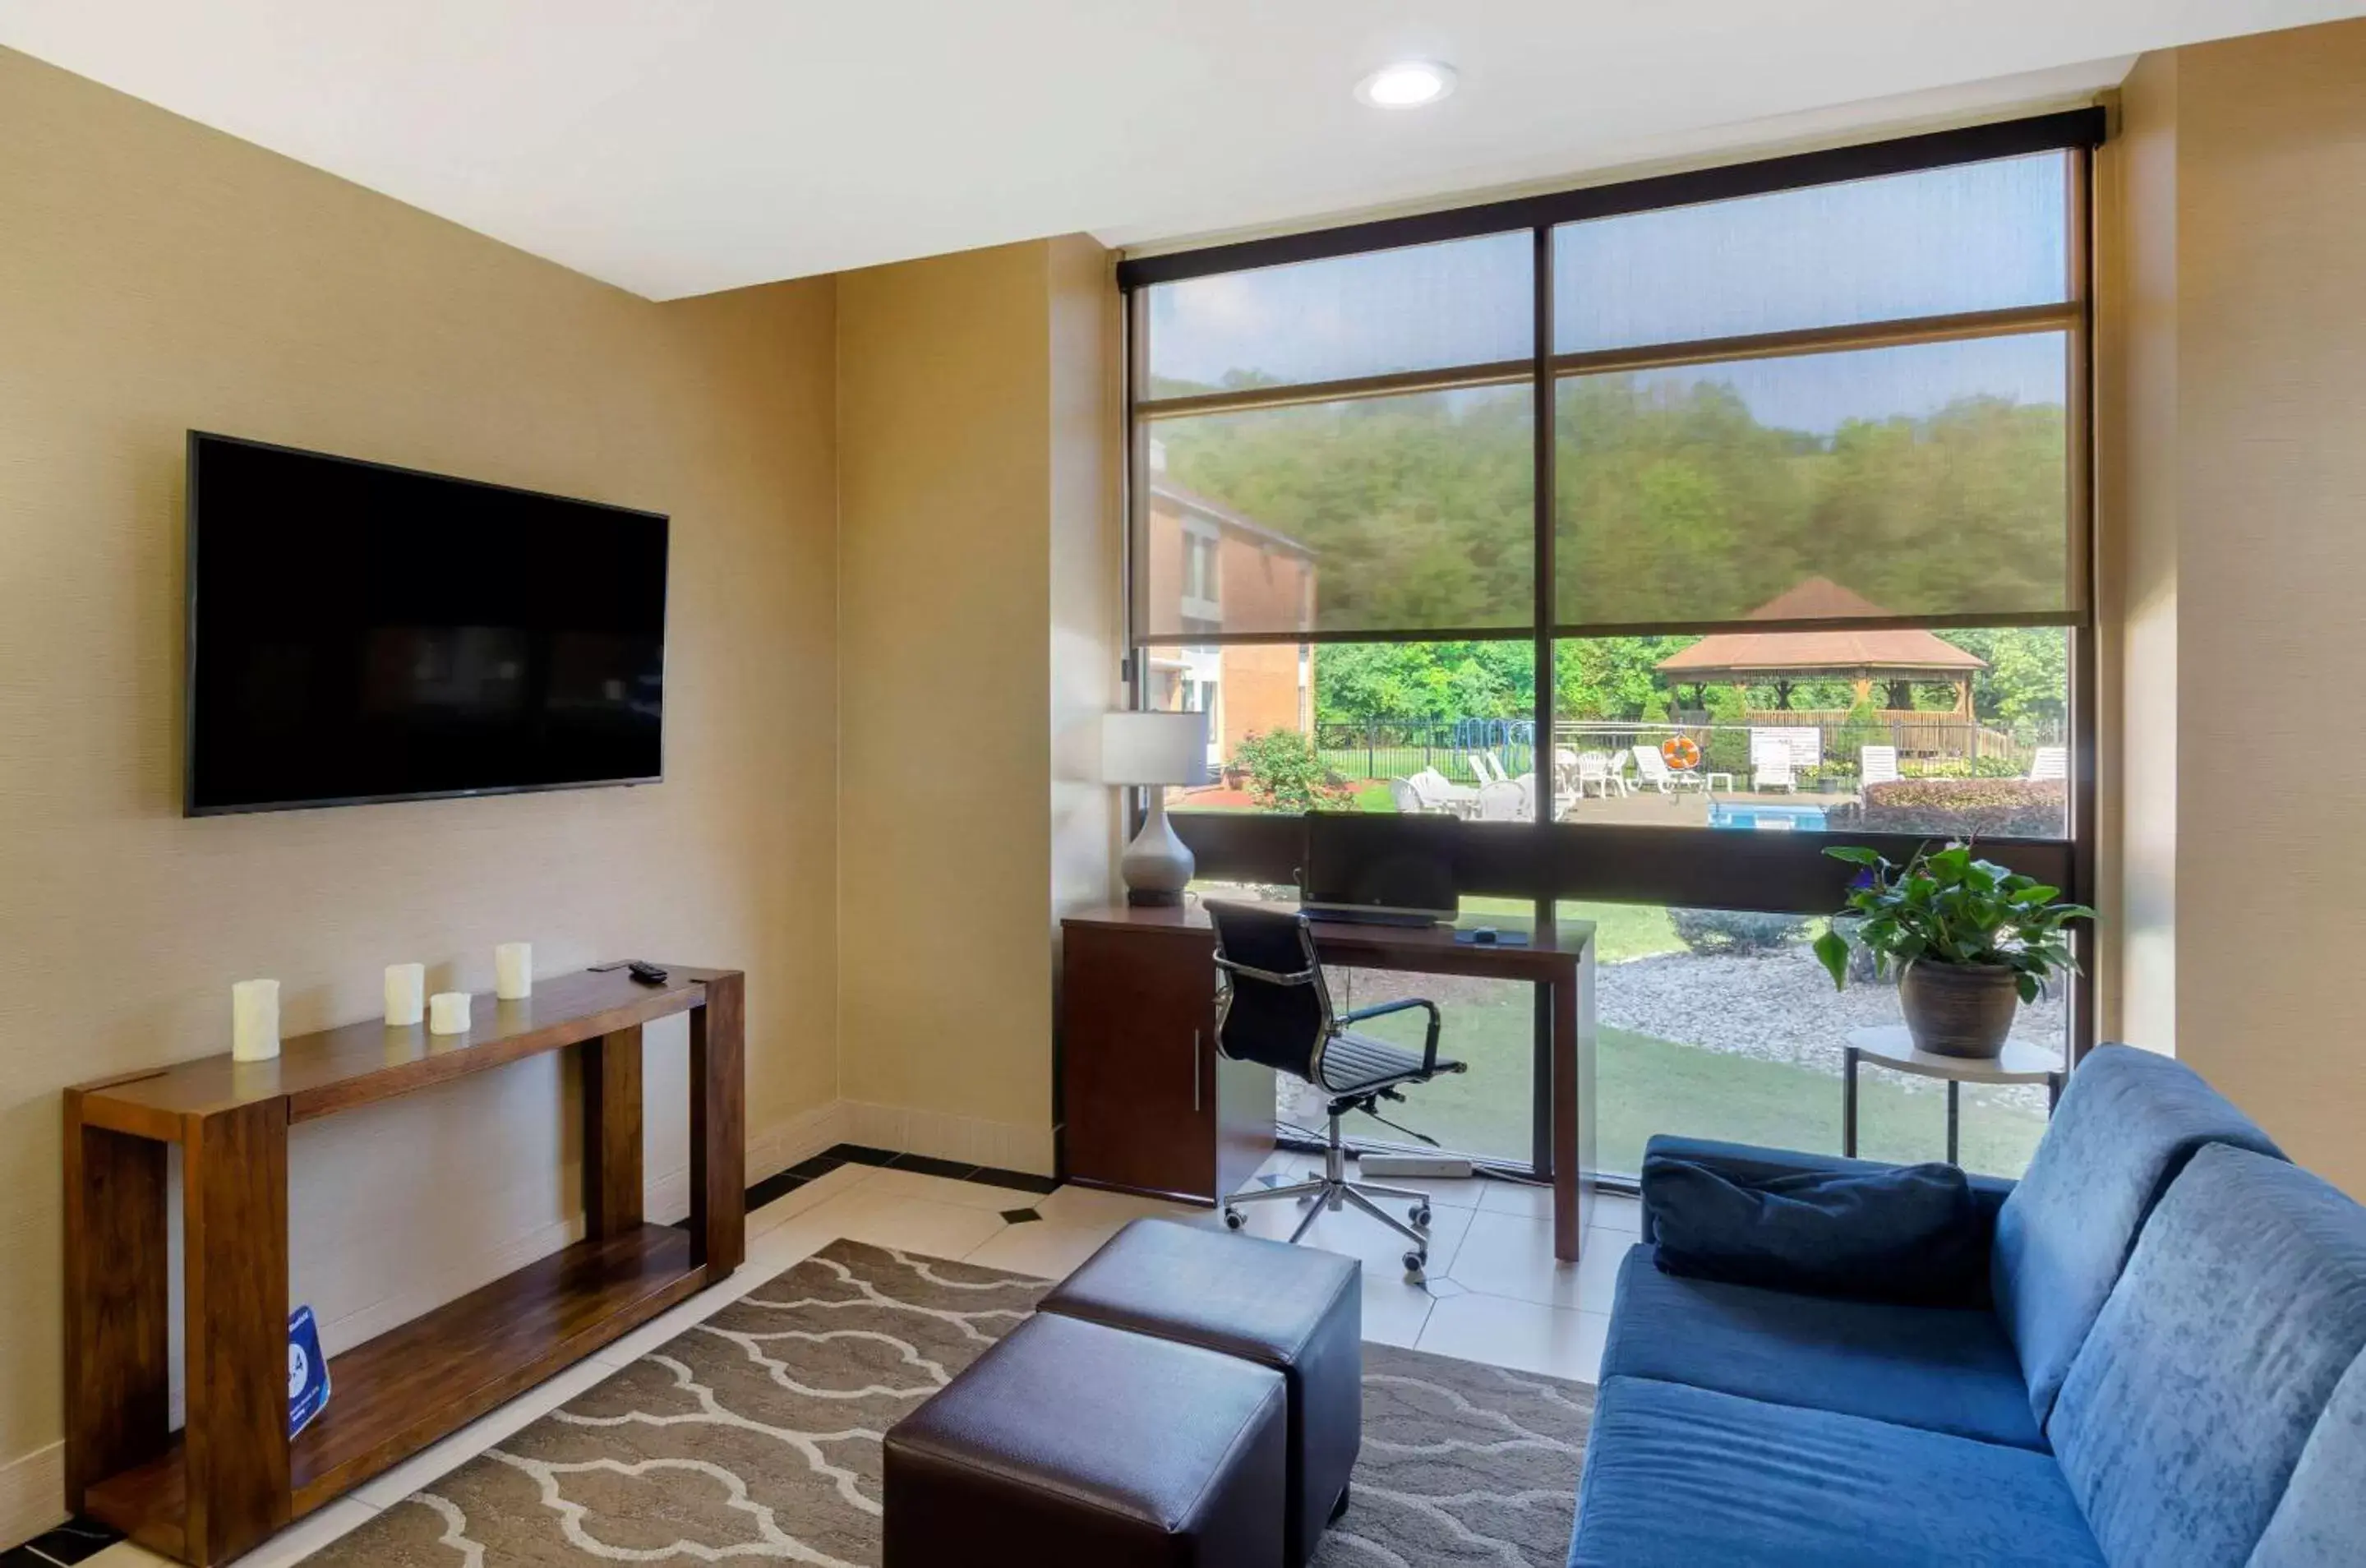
[1842,1025,2065,1165]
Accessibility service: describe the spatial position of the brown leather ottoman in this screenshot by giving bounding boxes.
[882,1310,1287,1567]
[1037,1219,1363,1566]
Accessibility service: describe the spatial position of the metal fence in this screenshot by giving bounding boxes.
[1313,721,1536,786]
[1311,714,2066,785]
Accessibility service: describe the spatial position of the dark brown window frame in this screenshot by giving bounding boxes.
[1119,110,2105,1178]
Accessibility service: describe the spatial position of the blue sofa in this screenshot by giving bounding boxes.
[1569,1045,2366,1567]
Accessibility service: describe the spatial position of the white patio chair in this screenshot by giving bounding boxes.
[1409,767,1482,819]
[1861,745,1900,787]
[1476,778,1528,821]
[1605,747,1636,796]
[2027,745,2069,782]
[1575,752,1622,799]
[1750,732,1800,793]
[1386,777,1429,814]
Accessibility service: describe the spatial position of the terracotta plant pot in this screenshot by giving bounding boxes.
[1899,959,2018,1058]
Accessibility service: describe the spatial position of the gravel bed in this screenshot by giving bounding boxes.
[1598,948,2064,1110]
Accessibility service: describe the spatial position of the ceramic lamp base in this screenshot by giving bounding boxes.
[1119,794,1195,906]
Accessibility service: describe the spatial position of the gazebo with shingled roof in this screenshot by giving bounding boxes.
[1656,579,1988,717]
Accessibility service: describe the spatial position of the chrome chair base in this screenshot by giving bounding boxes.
[1223,1115,1437,1282]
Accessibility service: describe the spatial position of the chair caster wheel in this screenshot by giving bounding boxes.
[1223,1208,1245,1230]
[1409,1204,1432,1229]
[1403,1250,1427,1283]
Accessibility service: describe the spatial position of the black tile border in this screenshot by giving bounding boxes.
[740,1144,1059,1219]
[884,1152,980,1181]
[743,1168,809,1212]
[5,1518,122,1563]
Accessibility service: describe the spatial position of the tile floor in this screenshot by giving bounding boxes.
[77,1152,1637,1567]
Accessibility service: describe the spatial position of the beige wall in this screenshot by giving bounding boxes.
[2104,18,2366,1192]
[835,238,1118,1170]
[0,45,841,1528]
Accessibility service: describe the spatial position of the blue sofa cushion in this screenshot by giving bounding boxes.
[1640,1134,2013,1257]
[1992,1044,2284,1427]
[1601,1243,2046,1450]
[1643,1152,1985,1305]
[2050,1146,2366,1568]
[1567,1376,2105,1568]
[2248,1351,2366,1567]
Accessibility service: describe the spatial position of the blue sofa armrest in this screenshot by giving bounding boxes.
[1639,1134,2014,1246]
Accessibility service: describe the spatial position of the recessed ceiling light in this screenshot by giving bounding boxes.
[1356,61,1456,109]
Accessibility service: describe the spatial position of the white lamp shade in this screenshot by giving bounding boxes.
[1100,709,1210,786]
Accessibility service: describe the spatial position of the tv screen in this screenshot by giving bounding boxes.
[185,432,667,815]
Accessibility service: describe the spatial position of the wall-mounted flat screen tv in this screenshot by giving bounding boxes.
[185,432,668,815]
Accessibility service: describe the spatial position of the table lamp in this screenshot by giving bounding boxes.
[1102,710,1211,906]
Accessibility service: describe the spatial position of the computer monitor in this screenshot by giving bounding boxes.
[1301,811,1462,925]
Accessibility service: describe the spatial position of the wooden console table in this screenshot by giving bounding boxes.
[62,964,745,1566]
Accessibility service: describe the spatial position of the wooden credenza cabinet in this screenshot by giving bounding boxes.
[1059,908,1274,1205]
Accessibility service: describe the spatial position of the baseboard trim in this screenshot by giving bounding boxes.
[840,1100,1054,1177]
[0,1441,64,1555]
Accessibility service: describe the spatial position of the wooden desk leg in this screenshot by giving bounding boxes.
[1552,972,1581,1263]
[583,1026,645,1239]
[62,1096,170,1513]
[690,973,745,1276]
[182,1100,290,1566]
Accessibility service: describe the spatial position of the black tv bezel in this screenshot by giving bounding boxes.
[182,430,671,818]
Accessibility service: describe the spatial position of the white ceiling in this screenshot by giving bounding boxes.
[4,2,2360,299]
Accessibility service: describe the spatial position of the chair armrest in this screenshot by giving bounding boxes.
[1638,1134,2014,1245]
[1338,998,1442,1074]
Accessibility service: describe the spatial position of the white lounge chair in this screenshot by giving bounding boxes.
[1861,745,1900,786]
[1387,777,1429,814]
[1408,767,1481,818]
[1753,756,1797,792]
[2027,745,2069,782]
[1468,751,1511,788]
[1632,746,1707,795]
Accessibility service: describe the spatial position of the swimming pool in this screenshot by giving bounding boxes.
[1708,800,1830,832]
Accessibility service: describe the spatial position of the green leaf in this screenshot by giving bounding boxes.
[1812,930,1851,990]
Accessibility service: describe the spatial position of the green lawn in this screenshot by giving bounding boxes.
[1335,943,2045,1180]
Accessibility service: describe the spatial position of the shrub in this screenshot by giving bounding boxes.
[1232,730,1352,813]
[1702,728,1752,778]
[1857,777,2067,838]
[1671,907,1811,955]
[1834,698,1889,763]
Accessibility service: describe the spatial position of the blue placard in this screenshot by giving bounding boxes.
[288,1304,330,1437]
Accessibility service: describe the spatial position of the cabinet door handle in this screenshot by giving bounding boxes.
[1192,1028,1202,1113]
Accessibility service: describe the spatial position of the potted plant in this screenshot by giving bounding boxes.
[1811,844,2092,1058]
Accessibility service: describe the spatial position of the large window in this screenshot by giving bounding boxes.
[1124,114,2097,1182]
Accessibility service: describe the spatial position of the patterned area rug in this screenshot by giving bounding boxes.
[301,1238,1593,1566]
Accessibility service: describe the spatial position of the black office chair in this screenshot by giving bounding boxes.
[1206,900,1466,1283]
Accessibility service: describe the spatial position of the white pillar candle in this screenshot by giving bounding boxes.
[428,992,472,1035]
[494,942,533,1001]
[231,979,280,1063]
[384,963,426,1026]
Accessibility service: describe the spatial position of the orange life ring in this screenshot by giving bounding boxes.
[1660,735,1703,772]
